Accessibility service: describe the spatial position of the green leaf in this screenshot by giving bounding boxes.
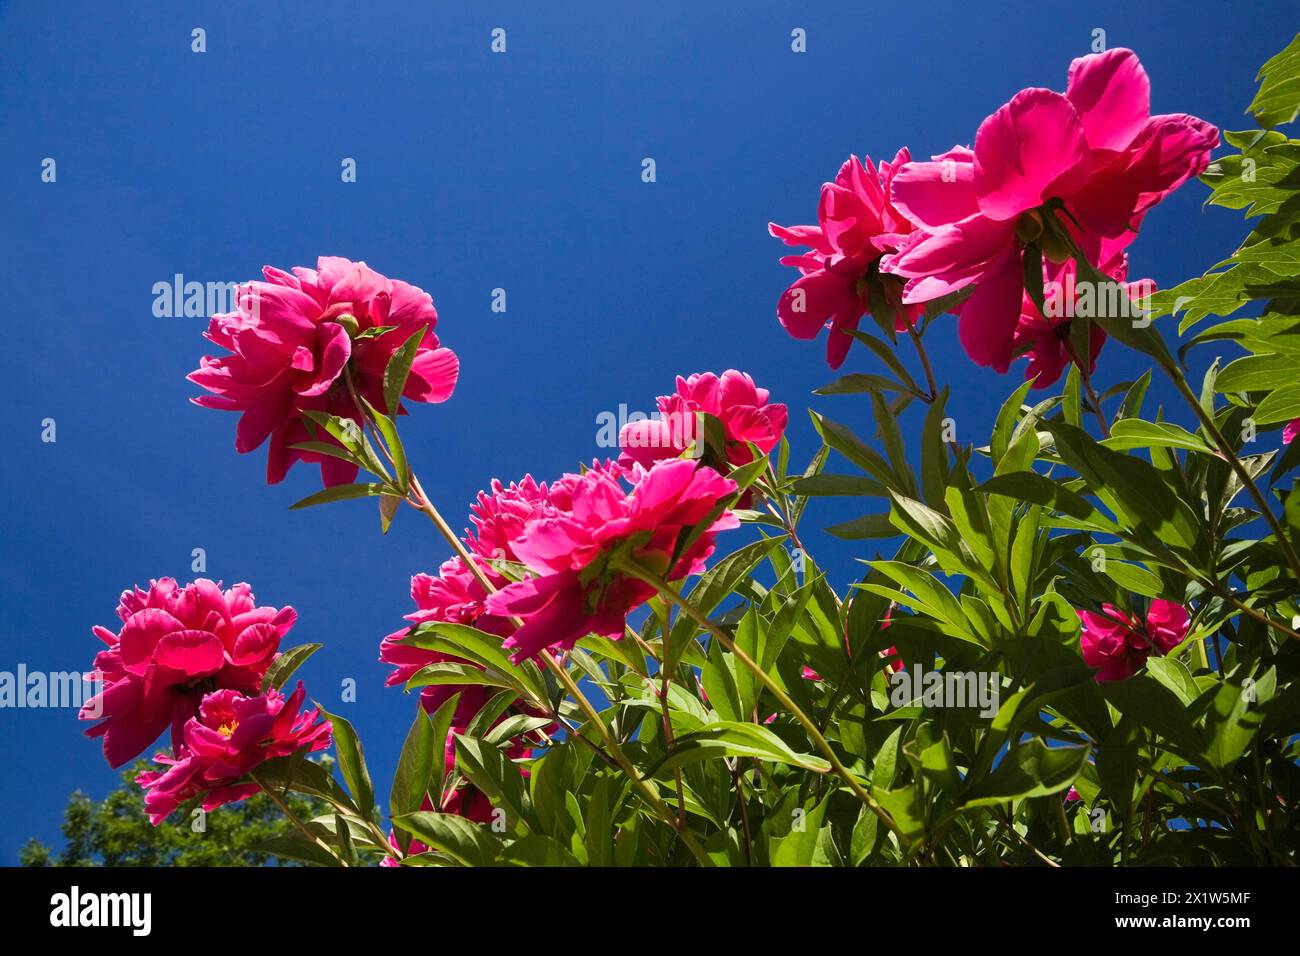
[815,373,913,396]
[498,835,582,867]
[395,811,501,867]
[978,471,1118,532]
[403,621,548,703]
[261,643,322,693]
[1045,421,1201,551]
[1204,669,1275,769]
[991,379,1035,465]
[453,734,530,832]
[771,794,831,867]
[390,708,436,839]
[826,513,898,539]
[317,706,375,817]
[963,739,1090,807]
[921,386,951,509]
[810,411,897,486]
[1097,677,1204,756]
[1096,718,1141,823]
[791,473,889,497]
[383,327,427,415]
[653,721,832,775]
[843,329,922,393]
[364,400,411,491]
[1247,33,1300,127]
[289,482,388,510]
[1063,364,1082,426]
[1252,383,1300,425]
[1102,420,1215,455]
[1145,657,1201,708]
[251,834,344,867]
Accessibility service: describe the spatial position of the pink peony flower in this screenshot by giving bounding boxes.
[771,151,927,368]
[189,256,460,486]
[486,458,739,662]
[1078,599,1191,682]
[883,49,1217,375]
[618,370,789,472]
[465,475,554,563]
[82,578,296,768]
[1010,251,1154,388]
[1284,420,1299,445]
[136,682,331,825]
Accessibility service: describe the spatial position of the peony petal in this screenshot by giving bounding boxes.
[1065,48,1151,155]
[889,155,979,230]
[404,347,460,403]
[957,246,1026,371]
[974,88,1092,221]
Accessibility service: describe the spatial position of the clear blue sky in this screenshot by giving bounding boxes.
[0,0,1286,861]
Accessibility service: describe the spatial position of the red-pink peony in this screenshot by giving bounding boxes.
[1078,599,1190,682]
[136,681,331,824]
[189,256,459,486]
[82,578,296,768]
[486,458,739,662]
[618,370,789,472]
[883,49,1216,375]
[771,151,926,368]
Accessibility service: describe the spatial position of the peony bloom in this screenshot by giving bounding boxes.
[618,370,789,472]
[1284,420,1299,445]
[883,49,1217,375]
[771,151,926,368]
[1010,250,1154,387]
[465,475,554,563]
[1078,599,1191,682]
[189,256,459,486]
[82,578,296,768]
[486,458,739,662]
[137,682,331,824]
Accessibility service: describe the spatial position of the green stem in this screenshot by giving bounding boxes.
[248,769,350,866]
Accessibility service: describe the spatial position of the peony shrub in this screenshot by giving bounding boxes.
[81,39,1300,866]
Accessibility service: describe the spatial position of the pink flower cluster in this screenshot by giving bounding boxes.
[189,256,459,486]
[770,151,923,368]
[618,370,789,472]
[378,370,769,822]
[1078,600,1191,682]
[81,578,331,823]
[773,49,1217,383]
[137,682,331,824]
[81,578,297,768]
[487,459,739,662]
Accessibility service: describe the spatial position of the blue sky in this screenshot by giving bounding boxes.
[0,0,1287,861]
